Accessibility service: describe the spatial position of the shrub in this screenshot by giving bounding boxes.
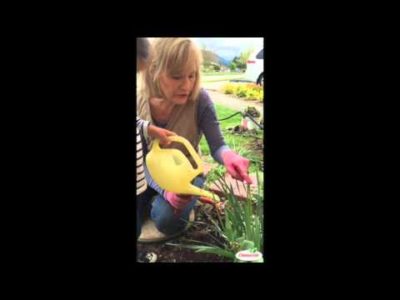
[222,83,236,95]
[222,83,264,101]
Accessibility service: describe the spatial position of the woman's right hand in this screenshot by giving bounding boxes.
[221,150,253,184]
[148,125,176,146]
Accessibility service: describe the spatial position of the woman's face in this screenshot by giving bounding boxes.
[159,68,197,105]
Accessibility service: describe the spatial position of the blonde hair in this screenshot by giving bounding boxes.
[138,38,203,102]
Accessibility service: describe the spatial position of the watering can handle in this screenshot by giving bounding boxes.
[164,135,203,172]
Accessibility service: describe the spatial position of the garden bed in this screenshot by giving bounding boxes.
[137,169,264,263]
[137,103,264,263]
[137,204,231,262]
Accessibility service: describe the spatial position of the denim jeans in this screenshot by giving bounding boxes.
[136,176,206,239]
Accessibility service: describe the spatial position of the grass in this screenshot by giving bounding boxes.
[201,72,245,83]
[199,103,263,174]
[201,76,245,83]
[199,103,241,155]
[201,71,243,77]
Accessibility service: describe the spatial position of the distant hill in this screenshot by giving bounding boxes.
[201,50,231,67]
[218,56,231,67]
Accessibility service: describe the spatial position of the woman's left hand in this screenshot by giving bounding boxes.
[221,150,253,184]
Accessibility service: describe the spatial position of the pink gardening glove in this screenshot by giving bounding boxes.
[163,191,192,215]
[221,150,253,184]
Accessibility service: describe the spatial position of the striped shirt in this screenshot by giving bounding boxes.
[136,116,150,195]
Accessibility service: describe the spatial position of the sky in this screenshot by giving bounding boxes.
[190,38,263,61]
[147,37,264,61]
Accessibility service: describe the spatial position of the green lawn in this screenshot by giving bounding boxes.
[200,103,263,173]
[201,71,243,77]
[201,75,245,83]
[201,71,245,83]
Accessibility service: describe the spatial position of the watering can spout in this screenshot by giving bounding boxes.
[146,135,220,202]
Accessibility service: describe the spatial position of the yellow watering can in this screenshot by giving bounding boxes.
[146,135,220,202]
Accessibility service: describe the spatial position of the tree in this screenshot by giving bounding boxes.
[232,55,245,70]
[240,48,254,65]
[231,48,255,71]
[230,62,237,72]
